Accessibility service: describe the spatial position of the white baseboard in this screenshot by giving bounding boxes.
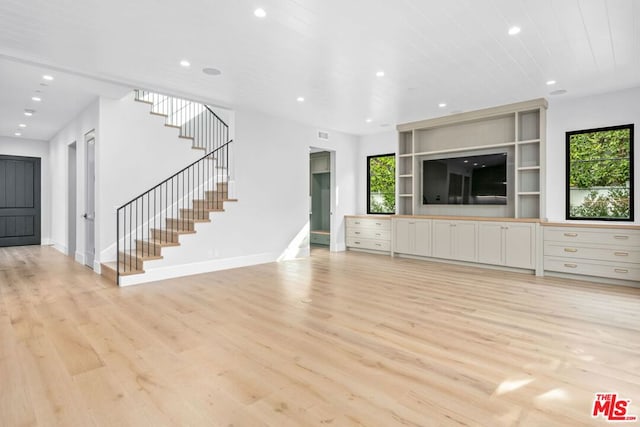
[75,252,85,264]
[52,241,67,255]
[118,252,281,287]
[93,261,101,274]
[40,238,53,246]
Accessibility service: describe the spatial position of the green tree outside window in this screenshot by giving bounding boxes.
[567,125,633,220]
[368,154,396,214]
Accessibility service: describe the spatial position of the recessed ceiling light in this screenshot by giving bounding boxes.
[14,132,21,136]
[32,96,41,102]
[296,96,305,102]
[365,118,372,123]
[463,160,468,163]
[254,8,266,18]
[42,75,54,81]
[18,123,26,128]
[180,60,191,67]
[438,103,447,108]
[202,67,222,76]
[482,164,486,167]
[24,110,34,116]
[550,89,567,96]
[376,71,385,77]
[473,163,478,166]
[546,80,557,86]
[508,26,521,35]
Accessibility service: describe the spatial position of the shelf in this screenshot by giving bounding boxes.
[517,166,540,171]
[516,139,540,145]
[399,174,413,178]
[518,192,540,196]
[399,194,413,197]
[413,141,515,157]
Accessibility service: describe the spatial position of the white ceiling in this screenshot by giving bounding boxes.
[0,0,638,139]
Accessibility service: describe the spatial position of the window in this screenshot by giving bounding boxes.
[367,154,396,214]
[566,124,634,221]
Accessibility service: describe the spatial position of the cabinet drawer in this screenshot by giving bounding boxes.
[346,218,390,230]
[544,243,640,264]
[544,257,640,281]
[346,237,390,252]
[544,227,640,246]
[310,232,330,245]
[346,228,390,240]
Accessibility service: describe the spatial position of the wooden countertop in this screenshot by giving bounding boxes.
[344,215,392,220]
[391,215,541,223]
[542,221,640,230]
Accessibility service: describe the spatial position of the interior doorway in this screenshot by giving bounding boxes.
[309,148,333,250]
[84,131,96,269]
[68,142,77,257]
[0,155,41,247]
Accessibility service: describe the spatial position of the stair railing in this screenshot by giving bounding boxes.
[134,90,229,153]
[116,91,232,285]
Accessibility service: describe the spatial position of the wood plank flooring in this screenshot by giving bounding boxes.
[0,245,639,426]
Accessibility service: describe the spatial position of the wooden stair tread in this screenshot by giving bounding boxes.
[136,239,180,248]
[179,135,194,140]
[152,228,197,235]
[135,99,154,105]
[149,111,169,118]
[101,262,145,276]
[164,124,181,129]
[167,217,211,224]
[119,251,163,262]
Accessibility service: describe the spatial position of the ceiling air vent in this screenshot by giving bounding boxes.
[317,130,329,141]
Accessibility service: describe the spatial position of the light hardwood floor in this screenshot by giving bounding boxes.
[1,245,639,426]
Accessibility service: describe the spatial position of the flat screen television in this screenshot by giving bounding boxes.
[422,153,507,205]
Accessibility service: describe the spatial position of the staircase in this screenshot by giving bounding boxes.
[101,90,236,285]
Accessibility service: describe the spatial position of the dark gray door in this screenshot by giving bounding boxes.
[0,155,41,247]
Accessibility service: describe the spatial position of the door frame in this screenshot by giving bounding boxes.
[84,130,96,269]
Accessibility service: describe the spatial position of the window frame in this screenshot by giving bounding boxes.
[565,123,634,221]
[367,153,396,215]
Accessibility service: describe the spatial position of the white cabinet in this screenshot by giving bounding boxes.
[393,218,431,257]
[478,222,535,269]
[544,225,640,282]
[345,216,391,253]
[432,220,477,262]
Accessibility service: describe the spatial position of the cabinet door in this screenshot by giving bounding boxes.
[414,220,432,257]
[432,221,452,259]
[504,224,534,269]
[453,221,477,262]
[393,219,414,254]
[478,222,503,266]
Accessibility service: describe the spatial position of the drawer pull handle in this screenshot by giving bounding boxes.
[409,222,415,225]
[564,263,577,268]
[564,248,578,253]
[614,235,629,240]
[375,243,382,247]
[615,268,629,274]
[375,233,381,236]
[375,222,382,226]
[354,231,361,234]
[564,233,578,237]
[354,221,360,225]
[614,252,629,257]
[354,241,361,244]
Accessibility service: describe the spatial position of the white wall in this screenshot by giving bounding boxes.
[123,107,360,285]
[546,86,640,224]
[48,99,99,259]
[0,136,51,244]
[98,93,205,263]
[356,131,396,214]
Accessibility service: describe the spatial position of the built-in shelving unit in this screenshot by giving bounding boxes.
[396,99,547,218]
